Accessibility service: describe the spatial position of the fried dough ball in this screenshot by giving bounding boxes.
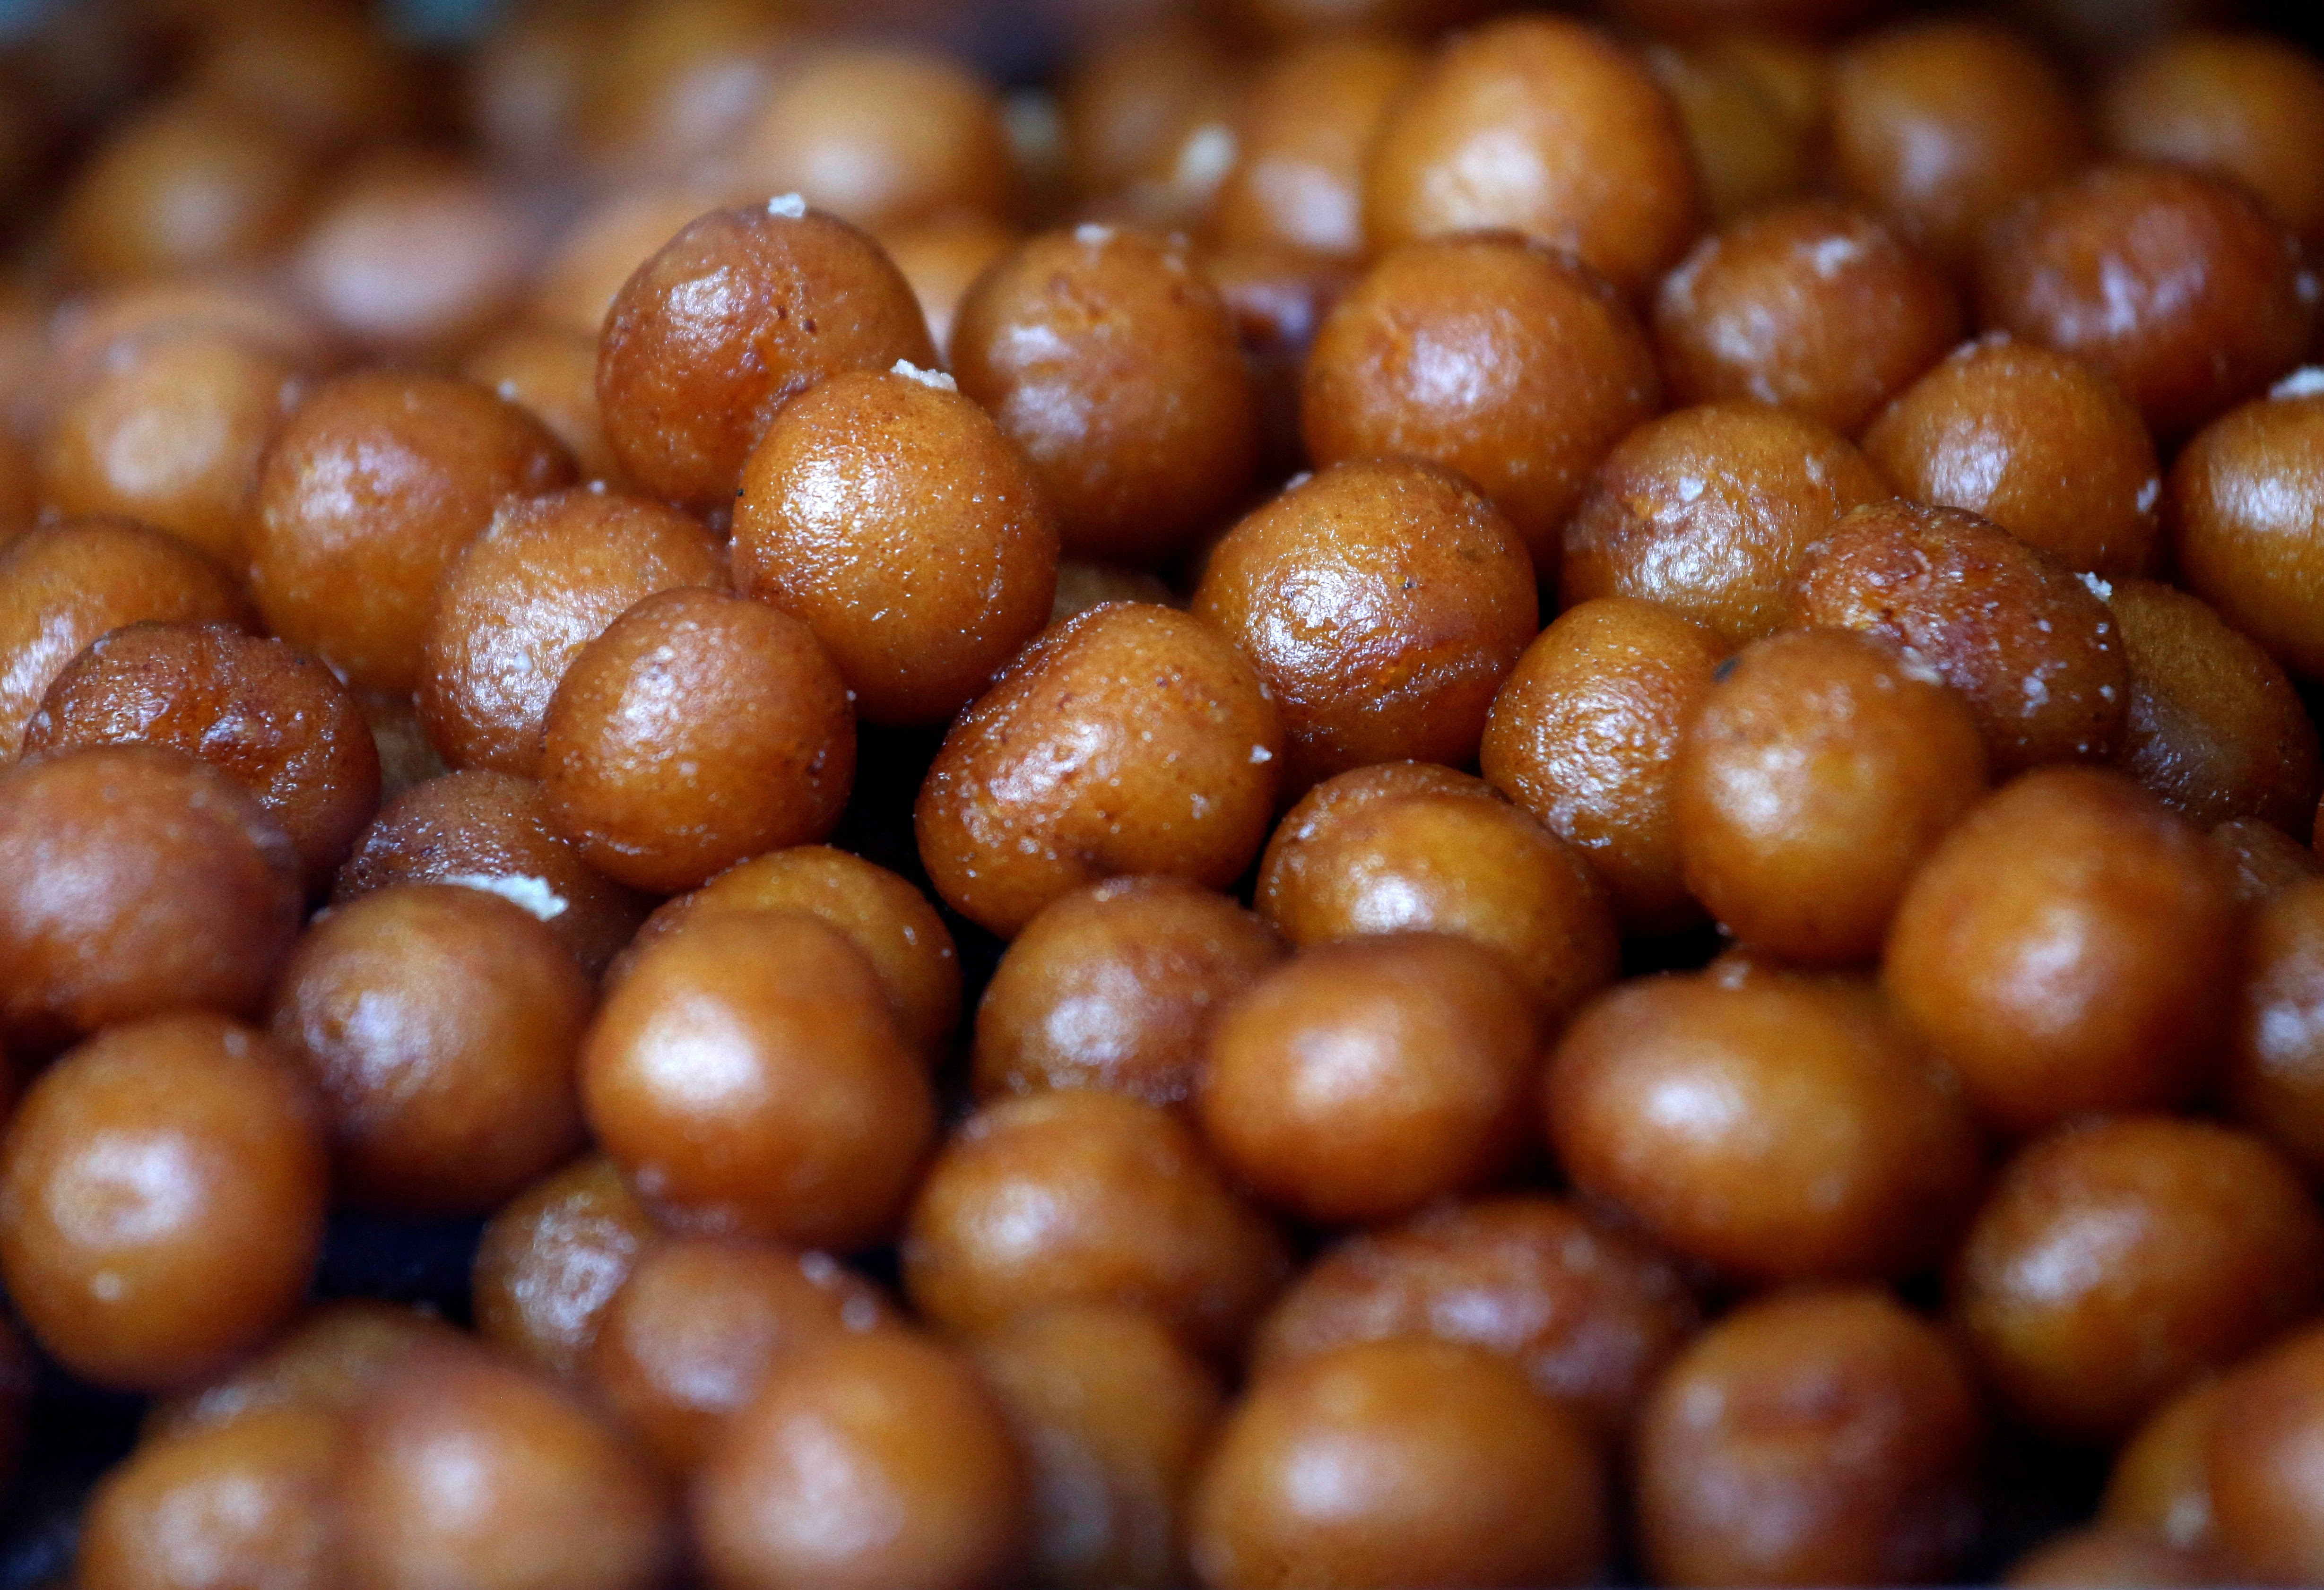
[1363,15,1700,300]
[1199,934,1542,1225]
[1208,33,1420,261]
[903,1089,1290,1357]
[418,486,725,778]
[1481,598,1725,935]
[1193,458,1538,790]
[1545,969,1984,1283]
[1976,163,2317,440]
[0,517,249,760]
[583,913,934,1250]
[1300,236,1660,567]
[1862,335,2163,580]
[1883,768,2242,1135]
[1954,1115,2324,1443]
[1654,201,1961,436]
[973,876,1282,1108]
[949,226,1257,564]
[250,371,575,695]
[0,746,300,1048]
[596,201,936,515]
[1676,628,1989,965]
[1561,402,1891,648]
[1188,1339,1609,1590]
[25,622,380,890]
[473,1154,661,1382]
[0,1012,326,1390]
[2100,31,2324,250]
[732,364,1059,726]
[1249,1195,1698,1441]
[1787,499,2130,774]
[1635,1288,1984,1587]
[542,587,855,895]
[78,1408,342,1590]
[2168,380,2324,682]
[916,603,1283,939]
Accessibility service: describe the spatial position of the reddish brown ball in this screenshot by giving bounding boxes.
[1193,459,1538,791]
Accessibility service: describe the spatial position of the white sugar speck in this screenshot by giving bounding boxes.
[2079,571,2115,602]
[893,359,956,391]
[2272,366,2324,399]
[2136,477,2160,515]
[1074,223,1115,248]
[439,873,570,922]
[1895,647,1943,687]
[1249,744,1274,764]
[766,192,807,218]
[1173,122,1238,195]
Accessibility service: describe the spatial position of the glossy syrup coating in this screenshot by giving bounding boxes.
[292,152,542,360]
[2168,384,2324,681]
[1255,764,1621,1030]
[1561,402,1892,648]
[2226,879,2324,1179]
[733,44,1016,233]
[25,622,381,890]
[0,746,300,1049]
[1299,236,1661,567]
[2106,1375,2229,1553]
[1976,163,2318,440]
[543,587,854,894]
[917,603,1283,939]
[250,371,576,694]
[77,1407,342,1590]
[2204,1322,2324,1581]
[1194,459,1536,789]
[334,769,649,977]
[1199,935,1542,1225]
[473,1154,660,1382]
[588,1236,889,1475]
[147,1299,461,1438]
[596,202,936,516]
[623,847,959,1062]
[0,517,248,760]
[1249,1194,1698,1441]
[733,365,1059,726]
[57,95,317,283]
[972,876,1283,1108]
[0,1013,326,1390]
[267,884,591,1216]
[1675,628,1990,966]
[949,227,1257,565]
[1362,15,1699,301]
[1544,970,1984,1284]
[1481,597,1725,935]
[1204,242,1355,480]
[582,913,934,1250]
[1054,20,1236,204]
[903,1089,1290,1357]
[37,329,302,565]
[1862,335,2164,579]
[1882,768,2242,1135]
[970,1304,1223,1590]
[339,1348,674,1590]
[419,486,726,777]
[1954,1115,2324,1443]
[694,1331,1028,1590]
[2100,31,2324,250]
[1787,499,2130,774]
[1188,1339,1608,1590]
[1826,18,2089,273]
[462,324,622,483]
[1208,33,1420,261]
[1655,202,1960,437]
[2109,578,2323,833]
[1634,1287,1984,1588]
